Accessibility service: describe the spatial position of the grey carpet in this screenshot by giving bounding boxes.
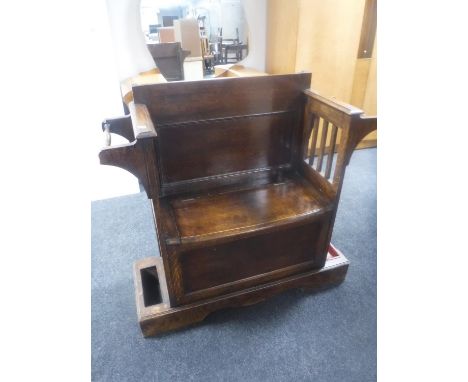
[92,148,376,382]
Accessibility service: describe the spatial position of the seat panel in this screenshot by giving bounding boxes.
[169,178,331,242]
[179,221,323,295]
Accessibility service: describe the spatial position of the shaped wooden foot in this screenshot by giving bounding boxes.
[133,245,349,337]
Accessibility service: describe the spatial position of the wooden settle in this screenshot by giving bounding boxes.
[99,73,377,336]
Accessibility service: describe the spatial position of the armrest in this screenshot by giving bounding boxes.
[304,89,364,116]
[350,115,377,152]
[303,88,377,154]
[301,88,377,193]
[128,102,157,140]
[98,103,159,199]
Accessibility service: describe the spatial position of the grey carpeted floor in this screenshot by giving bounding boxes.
[92,148,376,382]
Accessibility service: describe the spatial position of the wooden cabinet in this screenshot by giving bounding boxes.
[266,0,377,147]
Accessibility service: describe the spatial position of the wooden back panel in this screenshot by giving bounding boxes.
[157,111,295,183]
[132,73,311,195]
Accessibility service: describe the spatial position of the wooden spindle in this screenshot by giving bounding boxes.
[308,116,320,165]
[325,124,338,179]
[302,107,313,159]
[316,120,329,172]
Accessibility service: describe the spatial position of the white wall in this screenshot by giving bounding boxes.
[109,0,266,74]
[91,0,146,200]
[219,0,246,41]
[240,0,266,72]
[106,0,156,80]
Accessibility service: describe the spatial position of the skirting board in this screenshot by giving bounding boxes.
[133,244,349,337]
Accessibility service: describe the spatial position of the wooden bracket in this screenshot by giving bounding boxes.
[346,114,377,164]
[99,102,159,199]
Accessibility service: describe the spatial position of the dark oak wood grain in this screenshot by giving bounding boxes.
[157,111,294,184]
[170,179,330,243]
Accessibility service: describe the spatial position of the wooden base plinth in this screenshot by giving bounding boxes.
[133,245,349,337]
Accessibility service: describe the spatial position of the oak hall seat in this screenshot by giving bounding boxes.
[100,73,377,317]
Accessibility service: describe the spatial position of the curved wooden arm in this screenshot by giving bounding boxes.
[347,114,377,163]
[99,103,159,198]
[99,139,159,199]
[99,141,147,191]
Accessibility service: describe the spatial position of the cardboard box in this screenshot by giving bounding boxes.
[159,27,175,43]
[173,19,202,58]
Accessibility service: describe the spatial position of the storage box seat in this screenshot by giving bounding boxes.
[166,176,333,245]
